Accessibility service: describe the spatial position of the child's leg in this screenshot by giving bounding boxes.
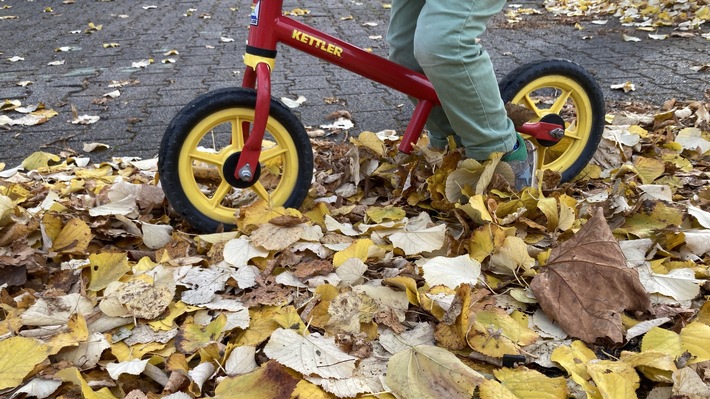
[413,0,517,160]
[386,0,456,150]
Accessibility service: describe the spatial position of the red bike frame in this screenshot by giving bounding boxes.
[235,0,561,182]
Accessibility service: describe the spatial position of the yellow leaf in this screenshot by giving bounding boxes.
[641,327,682,358]
[21,151,60,170]
[480,367,568,399]
[434,284,473,350]
[620,350,677,383]
[386,345,483,399]
[587,360,640,399]
[457,194,493,224]
[633,156,665,184]
[551,340,597,380]
[306,284,339,329]
[419,285,454,321]
[679,321,710,364]
[273,305,307,334]
[290,380,331,399]
[469,224,512,262]
[176,314,228,354]
[488,236,535,276]
[237,204,300,233]
[233,307,281,346]
[476,153,507,194]
[333,238,377,267]
[74,164,113,180]
[350,131,385,156]
[0,337,50,390]
[55,367,117,399]
[110,340,167,362]
[149,301,199,331]
[696,302,710,325]
[0,195,14,227]
[47,314,89,355]
[619,201,684,238]
[467,308,539,357]
[384,276,420,306]
[366,205,406,223]
[87,252,130,291]
[215,360,299,399]
[480,379,518,399]
[52,218,93,255]
[537,196,559,231]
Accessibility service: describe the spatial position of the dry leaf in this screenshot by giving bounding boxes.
[530,208,651,343]
[386,345,483,399]
[264,328,357,379]
[0,337,50,390]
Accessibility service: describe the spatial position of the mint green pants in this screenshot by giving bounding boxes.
[386,0,517,160]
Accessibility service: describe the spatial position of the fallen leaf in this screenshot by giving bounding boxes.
[637,265,702,303]
[386,345,483,399]
[280,95,306,108]
[55,367,117,398]
[88,252,130,291]
[0,337,50,390]
[530,208,651,343]
[214,360,299,399]
[264,328,357,379]
[389,213,446,255]
[72,114,100,125]
[672,367,710,398]
[479,367,568,399]
[421,255,481,289]
[9,378,62,399]
[587,360,640,398]
[224,346,258,376]
[106,359,149,380]
[611,81,636,92]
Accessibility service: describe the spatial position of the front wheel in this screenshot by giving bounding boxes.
[499,60,605,183]
[159,88,313,233]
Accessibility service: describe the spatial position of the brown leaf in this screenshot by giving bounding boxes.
[505,103,537,129]
[293,259,333,279]
[530,208,651,344]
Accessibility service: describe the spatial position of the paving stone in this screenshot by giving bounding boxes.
[0,0,707,167]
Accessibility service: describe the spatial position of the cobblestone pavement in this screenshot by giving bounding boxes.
[1,0,708,166]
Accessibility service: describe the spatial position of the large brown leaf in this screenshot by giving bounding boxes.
[530,208,651,344]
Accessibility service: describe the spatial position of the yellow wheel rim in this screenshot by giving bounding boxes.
[177,108,300,225]
[508,75,594,173]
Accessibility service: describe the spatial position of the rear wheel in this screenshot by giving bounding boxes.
[159,88,313,232]
[499,60,605,182]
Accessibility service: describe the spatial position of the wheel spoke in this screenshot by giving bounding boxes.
[232,118,247,149]
[208,181,232,209]
[521,94,544,118]
[260,145,288,163]
[563,129,582,140]
[250,181,272,204]
[189,149,222,165]
[549,89,572,114]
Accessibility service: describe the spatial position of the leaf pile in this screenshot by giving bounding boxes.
[543,0,710,29]
[0,97,710,398]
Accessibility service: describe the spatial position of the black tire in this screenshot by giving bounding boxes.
[499,60,605,182]
[159,88,313,233]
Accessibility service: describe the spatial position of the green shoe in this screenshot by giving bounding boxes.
[502,134,537,190]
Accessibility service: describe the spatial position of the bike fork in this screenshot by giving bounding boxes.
[236,62,271,183]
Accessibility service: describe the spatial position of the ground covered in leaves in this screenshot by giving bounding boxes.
[2,1,710,398]
[0,95,709,399]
